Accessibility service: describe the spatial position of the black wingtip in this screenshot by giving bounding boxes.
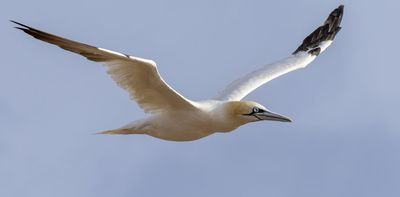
[14,27,25,31]
[11,20,31,31]
[10,20,25,27]
[292,5,344,55]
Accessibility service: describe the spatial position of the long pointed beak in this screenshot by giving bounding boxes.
[254,111,292,122]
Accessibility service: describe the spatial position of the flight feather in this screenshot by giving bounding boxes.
[215,5,344,101]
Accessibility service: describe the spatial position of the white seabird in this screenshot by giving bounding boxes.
[13,5,344,141]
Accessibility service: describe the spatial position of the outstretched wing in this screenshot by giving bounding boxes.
[215,5,344,101]
[12,21,197,113]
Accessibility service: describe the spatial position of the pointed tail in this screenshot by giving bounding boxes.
[97,129,145,135]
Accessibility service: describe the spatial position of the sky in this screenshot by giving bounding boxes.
[1,0,400,196]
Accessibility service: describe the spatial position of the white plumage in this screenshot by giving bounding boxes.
[13,5,343,141]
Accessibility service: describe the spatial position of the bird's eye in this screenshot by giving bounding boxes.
[253,107,260,113]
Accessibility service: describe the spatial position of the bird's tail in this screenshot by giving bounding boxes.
[97,128,145,135]
[293,5,344,55]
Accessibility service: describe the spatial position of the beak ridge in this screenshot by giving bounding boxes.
[255,111,292,122]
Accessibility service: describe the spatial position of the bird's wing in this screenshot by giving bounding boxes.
[12,21,197,113]
[215,5,344,101]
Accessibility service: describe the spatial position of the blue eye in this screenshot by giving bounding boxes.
[253,107,260,113]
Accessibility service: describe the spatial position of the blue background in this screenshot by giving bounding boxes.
[1,0,399,196]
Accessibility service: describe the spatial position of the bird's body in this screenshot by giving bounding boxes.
[117,100,225,141]
[13,5,344,141]
[111,100,262,141]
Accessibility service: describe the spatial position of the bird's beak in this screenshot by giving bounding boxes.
[254,111,292,122]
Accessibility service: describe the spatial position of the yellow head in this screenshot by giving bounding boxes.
[225,101,292,124]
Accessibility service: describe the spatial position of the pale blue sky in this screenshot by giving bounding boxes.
[1,0,400,196]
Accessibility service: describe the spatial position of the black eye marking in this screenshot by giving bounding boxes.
[243,107,265,116]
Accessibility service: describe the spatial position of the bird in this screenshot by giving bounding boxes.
[12,5,343,141]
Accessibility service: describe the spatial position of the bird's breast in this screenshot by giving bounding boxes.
[144,108,241,141]
[144,111,216,141]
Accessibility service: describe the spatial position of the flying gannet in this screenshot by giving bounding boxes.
[13,5,343,141]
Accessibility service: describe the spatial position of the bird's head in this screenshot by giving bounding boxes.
[225,101,292,124]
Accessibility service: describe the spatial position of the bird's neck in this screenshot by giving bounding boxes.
[205,102,248,132]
